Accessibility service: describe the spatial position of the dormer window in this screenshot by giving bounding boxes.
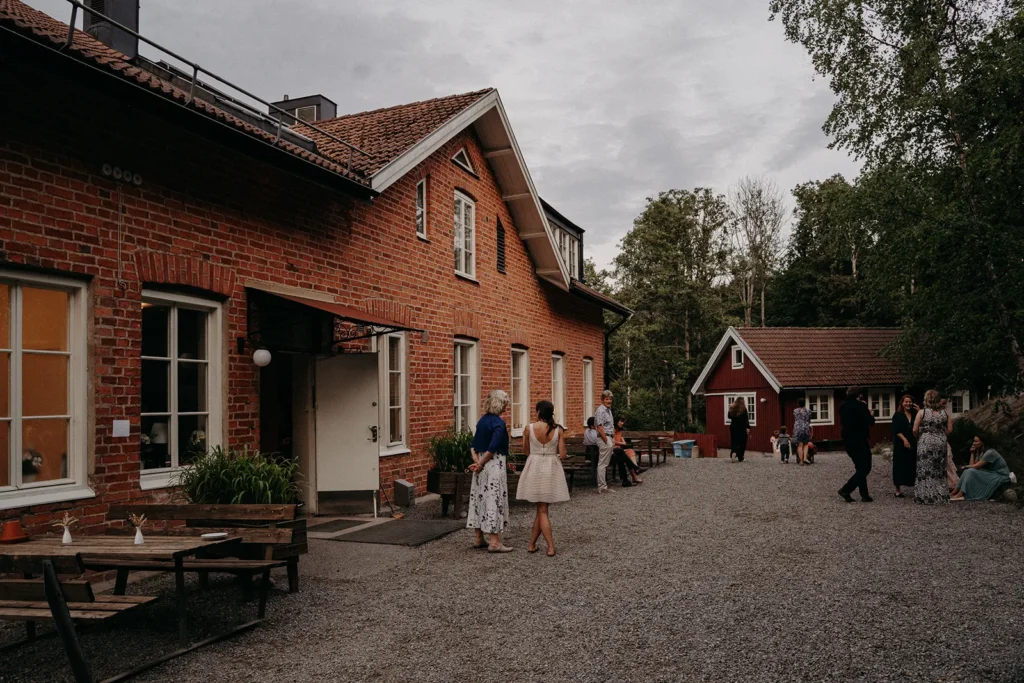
[557,230,579,279]
[294,105,317,124]
[452,148,475,174]
[731,345,744,369]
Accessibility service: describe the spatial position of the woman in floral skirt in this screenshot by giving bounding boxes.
[912,389,952,504]
[467,389,513,553]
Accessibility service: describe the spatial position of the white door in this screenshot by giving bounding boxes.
[315,354,379,495]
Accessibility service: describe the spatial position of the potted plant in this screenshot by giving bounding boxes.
[174,446,299,505]
[426,427,474,516]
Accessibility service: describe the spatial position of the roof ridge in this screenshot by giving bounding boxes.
[737,326,901,331]
[322,88,495,124]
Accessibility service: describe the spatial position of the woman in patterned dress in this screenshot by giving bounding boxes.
[912,389,953,504]
[516,400,570,557]
[793,399,812,466]
[467,390,513,553]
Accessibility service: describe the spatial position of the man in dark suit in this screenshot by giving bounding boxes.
[838,386,876,502]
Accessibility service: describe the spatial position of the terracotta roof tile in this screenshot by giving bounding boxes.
[737,327,904,388]
[300,89,494,176]
[0,0,369,186]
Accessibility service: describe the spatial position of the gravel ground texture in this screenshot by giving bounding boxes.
[3,453,1024,683]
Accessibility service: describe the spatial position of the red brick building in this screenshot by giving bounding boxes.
[691,327,973,454]
[0,1,628,527]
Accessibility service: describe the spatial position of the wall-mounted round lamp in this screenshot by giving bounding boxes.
[253,349,272,367]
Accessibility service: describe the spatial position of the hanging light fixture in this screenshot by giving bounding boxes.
[252,349,272,367]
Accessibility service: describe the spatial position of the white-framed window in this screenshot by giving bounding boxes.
[415,178,427,239]
[806,392,834,425]
[454,339,478,432]
[582,358,594,426]
[0,271,92,510]
[454,192,476,279]
[511,348,529,436]
[868,390,895,422]
[551,354,565,424]
[568,235,579,279]
[294,105,317,124]
[140,290,223,489]
[452,148,475,174]
[731,345,744,369]
[374,332,407,454]
[723,393,757,426]
[949,390,971,417]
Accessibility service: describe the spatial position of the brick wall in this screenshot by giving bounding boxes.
[0,58,605,531]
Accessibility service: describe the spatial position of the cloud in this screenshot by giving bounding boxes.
[25,0,861,269]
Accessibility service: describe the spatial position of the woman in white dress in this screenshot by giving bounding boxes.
[516,400,570,557]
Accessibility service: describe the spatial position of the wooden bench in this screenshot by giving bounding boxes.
[624,430,675,467]
[105,504,307,593]
[0,556,158,683]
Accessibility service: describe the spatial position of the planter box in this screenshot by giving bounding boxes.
[426,470,469,496]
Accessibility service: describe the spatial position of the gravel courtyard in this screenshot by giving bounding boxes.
[4,453,1024,683]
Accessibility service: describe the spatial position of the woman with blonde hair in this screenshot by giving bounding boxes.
[728,397,751,463]
[516,400,571,556]
[467,390,513,552]
[912,389,952,504]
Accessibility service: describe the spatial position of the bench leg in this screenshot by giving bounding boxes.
[113,568,130,596]
[257,568,271,619]
[287,557,299,594]
[197,571,209,591]
[25,621,36,642]
[43,560,94,683]
[174,557,188,649]
[441,494,451,517]
[240,573,255,601]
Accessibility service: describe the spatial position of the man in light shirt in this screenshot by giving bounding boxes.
[593,390,616,493]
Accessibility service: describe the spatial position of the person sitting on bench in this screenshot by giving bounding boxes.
[613,417,645,486]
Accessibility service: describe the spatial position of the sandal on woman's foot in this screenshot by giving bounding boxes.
[546,549,556,557]
[472,542,487,549]
[488,545,514,553]
[527,545,539,554]
[894,492,904,498]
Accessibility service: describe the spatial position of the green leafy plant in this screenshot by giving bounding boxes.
[428,427,474,473]
[174,446,299,504]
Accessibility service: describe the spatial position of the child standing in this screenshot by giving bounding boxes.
[777,426,792,464]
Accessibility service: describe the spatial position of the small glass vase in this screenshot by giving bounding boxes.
[134,527,145,545]
[61,527,72,545]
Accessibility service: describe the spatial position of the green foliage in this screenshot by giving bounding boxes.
[174,446,299,505]
[610,189,732,431]
[769,0,1024,393]
[428,427,475,473]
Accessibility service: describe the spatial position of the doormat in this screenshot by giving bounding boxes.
[308,519,367,533]
[330,519,464,547]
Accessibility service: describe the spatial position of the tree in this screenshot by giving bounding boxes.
[728,176,785,326]
[611,188,732,429]
[769,0,1024,391]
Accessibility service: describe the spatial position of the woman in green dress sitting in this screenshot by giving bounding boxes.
[951,437,1011,501]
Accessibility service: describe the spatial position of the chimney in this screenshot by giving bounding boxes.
[269,95,338,127]
[83,0,140,60]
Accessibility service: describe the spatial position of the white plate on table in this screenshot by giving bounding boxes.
[200,532,228,540]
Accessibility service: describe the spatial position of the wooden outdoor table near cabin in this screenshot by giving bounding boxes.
[0,535,242,649]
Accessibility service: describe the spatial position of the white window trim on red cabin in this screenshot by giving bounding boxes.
[804,391,835,426]
[723,393,757,427]
[731,345,744,369]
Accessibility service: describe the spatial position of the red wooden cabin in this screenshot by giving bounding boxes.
[691,327,973,454]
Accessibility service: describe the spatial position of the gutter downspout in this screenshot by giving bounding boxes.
[604,312,631,390]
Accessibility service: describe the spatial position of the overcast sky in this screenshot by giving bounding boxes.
[30,0,860,271]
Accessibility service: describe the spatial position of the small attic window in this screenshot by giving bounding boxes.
[731,345,744,369]
[452,148,475,174]
[294,105,317,124]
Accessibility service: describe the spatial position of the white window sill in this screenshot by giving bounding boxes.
[731,364,744,370]
[455,272,479,284]
[140,468,181,491]
[379,446,411,458]
[810,420,834,426]
[0,483,96,511]
[417,234,430,243]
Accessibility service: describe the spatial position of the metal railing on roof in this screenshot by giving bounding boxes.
[56,0,372,175]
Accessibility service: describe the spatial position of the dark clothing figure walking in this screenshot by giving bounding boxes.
[838,388,875,501]
[891,410,916,490]
[729,409,750,462]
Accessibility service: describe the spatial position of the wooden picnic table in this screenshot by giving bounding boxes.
[0,534,241,650]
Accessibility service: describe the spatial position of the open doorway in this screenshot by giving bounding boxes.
[260,357,294,459]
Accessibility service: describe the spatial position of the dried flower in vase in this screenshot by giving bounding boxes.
[128,513,148,530]
[51,512,78,530]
